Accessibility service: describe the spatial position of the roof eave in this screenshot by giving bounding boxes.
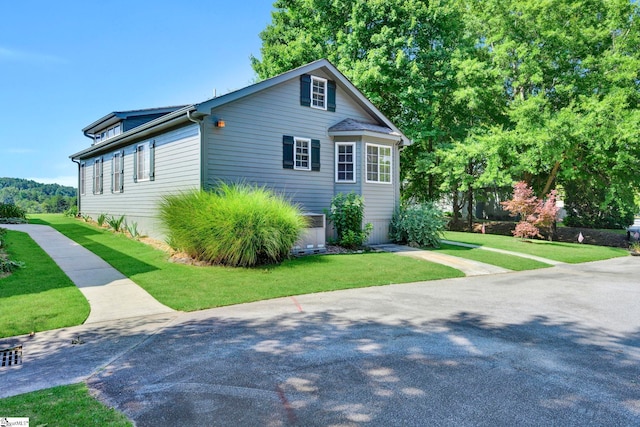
[328,129,403,142]
[71,105,197,159]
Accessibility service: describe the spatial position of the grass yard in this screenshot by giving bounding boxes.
[433,243,551,270]
[0,383,131,426]
[0,229,89,338]
[444,231,629,263]
[29,215,464,312]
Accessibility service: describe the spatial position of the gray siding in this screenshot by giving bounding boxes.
[80,123,201,239]
[203,73,375,215]
[361,137,400,244]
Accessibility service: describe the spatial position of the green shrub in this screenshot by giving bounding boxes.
[64,205,78,217]
[159,183,307,267]
[97,213,107,227]
[125,221,140,239]
[326,192,372,249]
[0,228,25,273]
[0,203,26,221]
[106,215,125,232]
[389,202,446,248]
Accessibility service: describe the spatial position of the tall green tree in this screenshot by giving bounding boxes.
[460,0,640,227]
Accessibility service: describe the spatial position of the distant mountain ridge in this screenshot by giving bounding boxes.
[0,177,76,213]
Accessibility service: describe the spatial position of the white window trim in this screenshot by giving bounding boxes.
[365,143,393,185]
[294,137,312,171]
[136,142,151,182]
[335,142,356,183]
[95,123,122,144]
[310,76,327,110]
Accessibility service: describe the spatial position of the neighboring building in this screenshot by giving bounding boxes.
[70,59,410,247]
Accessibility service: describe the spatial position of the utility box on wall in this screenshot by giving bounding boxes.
[292,213,326,255]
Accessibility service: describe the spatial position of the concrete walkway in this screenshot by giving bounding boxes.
[441,239,563,265]
[373,243,511,276]
[2,224,175,323]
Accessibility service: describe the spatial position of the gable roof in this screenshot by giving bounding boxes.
[71,59,410,160]
[196,59,410,144]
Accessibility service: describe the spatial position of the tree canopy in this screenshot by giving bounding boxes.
[252,0,640,228]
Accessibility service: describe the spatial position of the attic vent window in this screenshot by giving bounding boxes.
[311,76,327,110]
[300,74,336,112]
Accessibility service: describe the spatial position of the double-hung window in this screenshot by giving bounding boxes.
[134,141,155,182]
[311,76,327,110]
[112,151,124,193]
[300,74,336,112]
[283,135,320,171]
[366,144,392,184]
[93,157,103,194]
[335,143,356,183]
[295,137,311,170]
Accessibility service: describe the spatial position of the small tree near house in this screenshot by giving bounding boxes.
[501,182,560,240]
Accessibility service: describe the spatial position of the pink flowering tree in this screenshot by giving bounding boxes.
[501,182,560,240]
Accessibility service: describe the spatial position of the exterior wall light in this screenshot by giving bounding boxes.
[215,119,226,128]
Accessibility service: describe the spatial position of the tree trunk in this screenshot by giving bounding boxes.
[452,190,461,224]
[467,187,474,230]
[542,161,561,196]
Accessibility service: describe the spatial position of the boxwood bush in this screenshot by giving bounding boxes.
[389,202,446,248]
[159,183,307,267]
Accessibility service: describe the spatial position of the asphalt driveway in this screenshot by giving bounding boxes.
[84,256,640,426]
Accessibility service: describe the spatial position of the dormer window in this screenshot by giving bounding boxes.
[94,123,122,144]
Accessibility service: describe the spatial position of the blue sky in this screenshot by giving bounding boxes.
[0,1,275,187]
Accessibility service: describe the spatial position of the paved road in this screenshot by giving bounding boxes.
[81,256,639,426]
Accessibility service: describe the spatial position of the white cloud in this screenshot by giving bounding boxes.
[28,176,77,188]
[0,46,66,64]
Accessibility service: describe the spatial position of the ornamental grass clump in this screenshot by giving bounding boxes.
[159,183,307,267]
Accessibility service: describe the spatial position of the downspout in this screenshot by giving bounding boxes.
[71,158,81,215]
[186,110,205,189]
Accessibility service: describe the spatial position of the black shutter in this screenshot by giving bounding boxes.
[300,74,311,107]
[119,150,125,191]
[283,135,294,169]
[149,140,156,181]
[110,156,114,193]
[327,80,336,112]
[133,146,138,183]
[311,139,320,171]
[99,157,104,194]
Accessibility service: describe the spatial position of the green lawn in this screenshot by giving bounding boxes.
[433,243,552,270]
[443,231,629,263]
[29,215,464,312]
[0,229,89,338]
[0,383,131,426]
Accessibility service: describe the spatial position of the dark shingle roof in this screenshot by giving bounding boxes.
[328,118,397,135]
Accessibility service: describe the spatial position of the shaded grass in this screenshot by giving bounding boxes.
[0,383,131,426]
[444,231,629,263]
[433,243,551,271]
[0,229,89,338]
[31,215,464,312]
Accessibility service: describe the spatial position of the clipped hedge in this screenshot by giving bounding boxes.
[159,183,307,267]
